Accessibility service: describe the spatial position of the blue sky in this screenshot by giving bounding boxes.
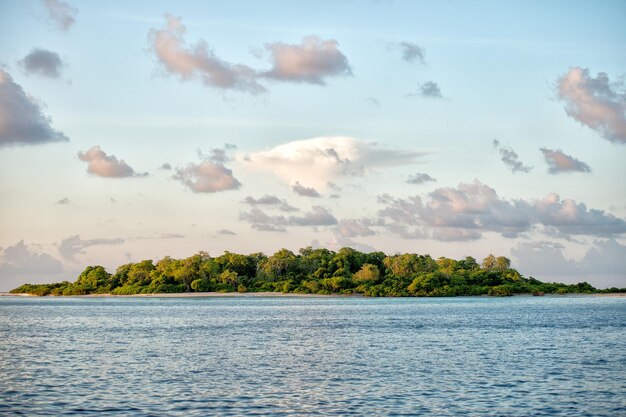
[1,0,625,290]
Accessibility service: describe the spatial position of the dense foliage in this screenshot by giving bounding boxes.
[11,247,620,297]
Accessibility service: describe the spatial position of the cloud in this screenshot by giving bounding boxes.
[336,218,380,238]
[56,197,70,205]
[217,229,236,235]
[409,81,443,98]
[292,181,321,198]
[78,146,145,178]
[149,14,264,94]
[0,240,65,290]
[242,195,298,212]
[19,49,64,78]
[242,136,426,189]
[42,0,77,31]
[0,69,68,146]
[58,235,124,262]
[557,67,626,143]
[407,172,436,185]
[493,140,532,173]
[365,97,380,106]
[540,148,591,174]
[398,42,425,64]
[260,35,352,85]
[512,239,626,288]
[174,146,240,193]
[160,163,172,170]
[240,205,337,231]
[378,180,626,241]
[174,160,240,193]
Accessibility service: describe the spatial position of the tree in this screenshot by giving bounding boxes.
[482,254,496,270]
[353,264,380,283]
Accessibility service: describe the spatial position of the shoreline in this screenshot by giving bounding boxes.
[1,292,625,298]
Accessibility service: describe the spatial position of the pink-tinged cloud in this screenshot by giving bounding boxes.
[42,0,77,31]
[261,36,352,85]
[557,67,626,143]
[149,14,265,94]
[174,160,241,193]
[78,146,144,178]
[0,69,68,146]
[540,148,591,174]
[378,180,626,241]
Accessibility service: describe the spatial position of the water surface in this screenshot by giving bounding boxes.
[1,296,625,416]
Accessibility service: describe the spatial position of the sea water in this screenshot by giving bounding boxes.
[0,296,624,416]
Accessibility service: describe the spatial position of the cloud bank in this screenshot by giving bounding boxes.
[0,240,65,291]
[78,146,145,178]
[0,69,68,146]
[557,67,626,143]
[378,180,626,241]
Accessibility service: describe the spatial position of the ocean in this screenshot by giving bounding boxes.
[1,295,624,416]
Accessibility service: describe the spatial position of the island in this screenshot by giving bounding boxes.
[10,247,625,297]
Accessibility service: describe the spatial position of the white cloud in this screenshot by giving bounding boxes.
[540,148,591,174]
[336,218,378,238]
[242,136,426,189]
[557,67,626,143]
[149,14,264,94]
[261,35,352,85]
[0,69,68,146]
[42,0,77,31]
[78,146,145,178]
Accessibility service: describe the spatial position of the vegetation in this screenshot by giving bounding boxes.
[10,247,622,297]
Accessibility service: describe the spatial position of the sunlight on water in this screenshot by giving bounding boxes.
[1,296,625,416]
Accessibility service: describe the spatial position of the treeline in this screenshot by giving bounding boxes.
[11,247,620,297]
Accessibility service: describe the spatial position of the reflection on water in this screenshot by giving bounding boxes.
[1,296,625,416]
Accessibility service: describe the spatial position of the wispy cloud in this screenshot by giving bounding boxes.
[42,0,77,31]
[493,140,532,173]
[398,42,425,64]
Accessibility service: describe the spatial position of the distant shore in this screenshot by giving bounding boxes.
[2,291,625,298]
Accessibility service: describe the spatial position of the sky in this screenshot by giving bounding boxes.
[0,0,625,290]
